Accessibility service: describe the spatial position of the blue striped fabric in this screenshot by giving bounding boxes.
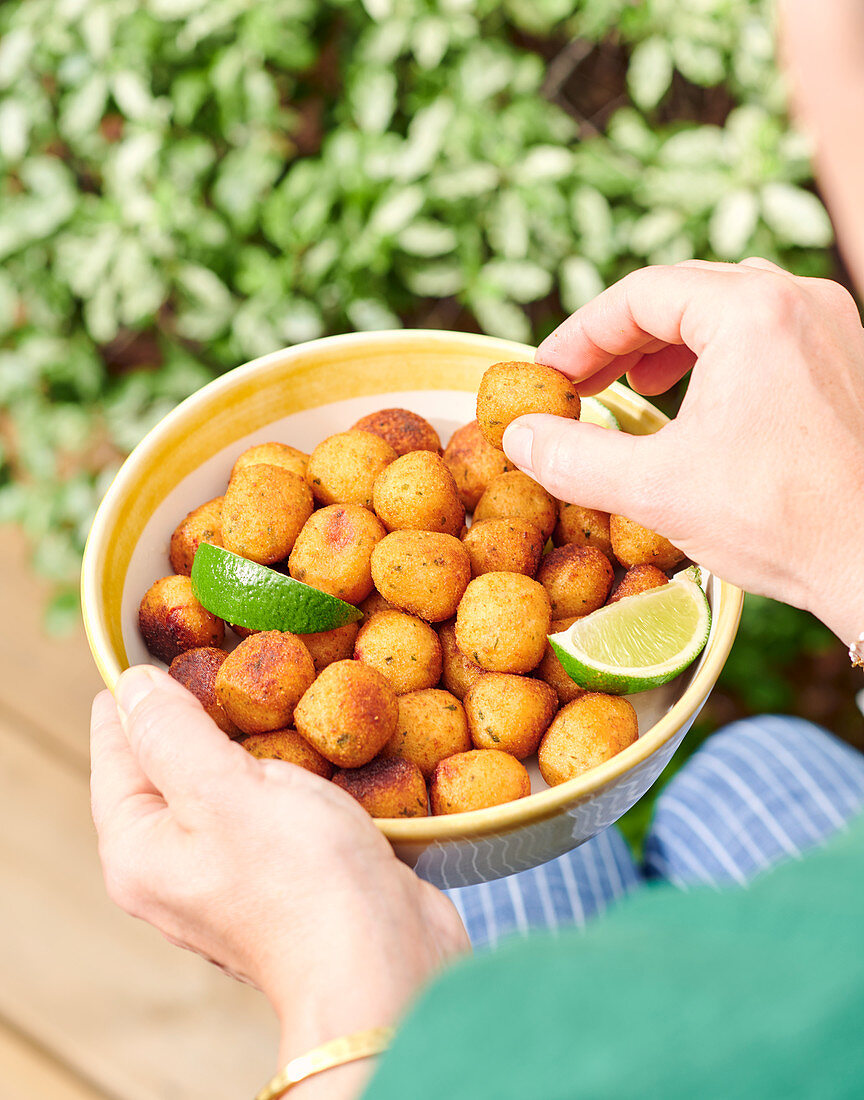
[445,717,864,949]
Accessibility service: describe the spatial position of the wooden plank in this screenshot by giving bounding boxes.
[0,710,279,1100]
[0,527,103,766]
[0,1019,111,1100]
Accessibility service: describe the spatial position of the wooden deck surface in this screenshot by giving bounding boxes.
[0,527,279,1099]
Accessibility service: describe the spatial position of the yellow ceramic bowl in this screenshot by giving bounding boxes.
[81,329,742,888]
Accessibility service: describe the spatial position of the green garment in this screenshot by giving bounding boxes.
[366,816,864,1099]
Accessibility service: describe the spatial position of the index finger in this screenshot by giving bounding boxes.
[535,265,739,383]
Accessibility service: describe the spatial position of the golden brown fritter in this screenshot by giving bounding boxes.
[474,470,557,542]
[437,618,485,700]
[372,451,464,536]
[476,361,580,449]
[538,693,638,787]
[214,631,315,735]
[333,757,428,818]
[352,408,441,456]
[370,531,471,622]
[299,621,360,673]
[306,430,397,508]
[464,673,558,759]
[609,515,685,571]
[462,518,544,578]
[442,420,514,511]
[553,503,612,558]
[381,688,471,779]
[358,588,395,623]
[430,749,531,815]
[169,497,224,576]
[231,442,309,480]
[222,465,313,565]
[354,610,442,694]
[535,616,586,706]
[168,646,240,737]
[288,504,386,604]
[139,575,225,664]
[608,564,669,604]
[537,545,614,618]
[293,660,398,768]
[455,572,551,673]
[241,728,334,779]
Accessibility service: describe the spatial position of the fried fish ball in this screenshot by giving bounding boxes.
[610,514,686,571]
[306,430,397,508]
[354,610,442,694]
[222,465,313,565]
[455,572,551,673]
[139,575,224,663]
[462,518,544,578]
[299,621,360,673]
[464,674,557,759]
[442,420,514,510]
[333,757,428,818]
[359,589,394,623]
[553,503,612,558]
[231,442,309,480]
[538,693,638,787]
[241,729,333,779]
[437,618,485,700]
[293,660,398,768]
[431,749,530,815]
[215,631,315,736]
[288,504,386,604]
[370,531,471,622]
[352,408,441,456]
[169,497,223,576]
[372,451,465,536]
[381,689,471,779]
[536,616,586,706]
[537,545,614,618]
[476,361,580,449]
[474,471,557,542]
[168,647,240,737]
[608,564,669,604]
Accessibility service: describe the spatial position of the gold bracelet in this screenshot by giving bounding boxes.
[254,1026,395,1100]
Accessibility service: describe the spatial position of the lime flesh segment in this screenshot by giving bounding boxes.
[548,577,711,695]
[580,397,620,430]
[191,543,362,634]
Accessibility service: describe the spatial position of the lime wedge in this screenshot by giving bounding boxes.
[580,397,620,430]
[548,576,711,694]
[191,543,362,634]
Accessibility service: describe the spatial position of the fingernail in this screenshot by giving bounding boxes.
[502,423,534,473]
[116,667,158,721]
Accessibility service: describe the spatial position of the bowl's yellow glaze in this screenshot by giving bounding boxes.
[81,330,742,887]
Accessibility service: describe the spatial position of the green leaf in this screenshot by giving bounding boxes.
[481,259,552,303]
[760,183,833,248]
[627,37,673,111]
[559,257,604,313]
[397,221,458,257]
[349,69,397,133]
[346,299,401,331]
[471,294,531,343]
[710,189,759,259]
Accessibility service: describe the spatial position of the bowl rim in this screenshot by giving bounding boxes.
[81,328,743,843]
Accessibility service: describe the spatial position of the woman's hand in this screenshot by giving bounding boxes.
[502,260,864,646]
[91,666,469,1097]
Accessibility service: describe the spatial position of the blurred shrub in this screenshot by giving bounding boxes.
[0,0,833,627]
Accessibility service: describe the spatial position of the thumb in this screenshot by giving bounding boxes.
[116,665,252,809]
[502,414,676,530]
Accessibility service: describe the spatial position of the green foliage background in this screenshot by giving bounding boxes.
[1,0,855,759]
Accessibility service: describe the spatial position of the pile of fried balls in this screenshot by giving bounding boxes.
[138,361,685,819]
